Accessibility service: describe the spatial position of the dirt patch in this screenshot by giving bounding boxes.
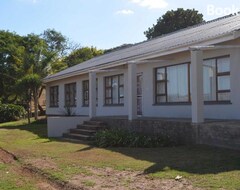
[0,148,204,190]
[69,167,204,190]
[0,148,17,164]
[26,157,58,170]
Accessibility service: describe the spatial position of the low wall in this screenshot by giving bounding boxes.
[95,117,197,144]
[197,121,240,150]
[95,117,240,149]
[47,116,89,137]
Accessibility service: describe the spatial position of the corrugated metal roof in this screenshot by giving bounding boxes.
[44,14,240,82]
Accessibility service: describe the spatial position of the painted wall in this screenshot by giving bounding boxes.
[47,116,89,137]
[46,44,240,120]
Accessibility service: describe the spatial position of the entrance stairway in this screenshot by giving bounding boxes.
[62,120,106,142]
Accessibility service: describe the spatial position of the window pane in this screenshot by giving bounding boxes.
[106,89,111,98]
[156,82,165,94]
[156,68,165,81]
[203,60,216,101]
[105,77,111,87]
[167,64,188,102]
[217,57,230,73]
[119,87,124,98]
[119,75,124,85]
[156,96,166,103]
[218,92,230,101]
[218,76,230,90]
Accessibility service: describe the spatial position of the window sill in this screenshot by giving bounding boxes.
[103,104,124,107]
[204,101,232,105]
[153,102,191,106]
[153,101,232,106]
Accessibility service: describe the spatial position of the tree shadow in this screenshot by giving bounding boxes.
[77,145,240,175]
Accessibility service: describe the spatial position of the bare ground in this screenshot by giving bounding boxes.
[0,148,204,190]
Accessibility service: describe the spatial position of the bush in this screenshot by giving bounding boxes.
[94,128,175,148]
[0,104,26,123]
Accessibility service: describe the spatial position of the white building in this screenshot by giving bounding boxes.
[43,14,240,138]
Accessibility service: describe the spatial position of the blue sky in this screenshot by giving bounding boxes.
[0,0,239,49]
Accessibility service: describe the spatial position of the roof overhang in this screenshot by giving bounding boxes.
[43,32,239,84]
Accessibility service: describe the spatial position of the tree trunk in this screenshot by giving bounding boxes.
[33,88,39,120]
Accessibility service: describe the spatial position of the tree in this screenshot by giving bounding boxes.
[144,8,204,39]
[16,74,41,123]
[64,46,103,67]
[0,31,24,103]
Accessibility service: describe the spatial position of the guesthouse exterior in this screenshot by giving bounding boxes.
[43,14,240,144]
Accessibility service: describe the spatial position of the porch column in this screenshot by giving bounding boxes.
[89,71,96,119]
[128,63,137,120]
[191,49,204,123]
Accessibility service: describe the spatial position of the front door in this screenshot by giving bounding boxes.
[137,73,143,116]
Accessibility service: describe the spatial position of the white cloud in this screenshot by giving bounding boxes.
[116,9,135,15]
[129,0,168,9]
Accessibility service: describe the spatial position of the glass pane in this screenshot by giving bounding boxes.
[105,89,111,98]
[167,64,188,102]
[119,98,124,104]
[218,92,230,101]
[203,61,216,101]
[105,77,111,87]
[119,75,124,85]
[156,82,165,94]
[105,99,112,104]
[156,96,166,103]
[156,68,165,81]
[217,57,230,73]
[119,87,124,98]
[218,76,230,90]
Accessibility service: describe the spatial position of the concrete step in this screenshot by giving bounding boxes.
[77,124,105,130]
[69,128,97,136]
[62,133,94,141]
[84,120,105,126]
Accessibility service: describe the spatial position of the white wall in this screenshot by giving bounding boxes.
[46,44,240,120]
[47,116,89,137]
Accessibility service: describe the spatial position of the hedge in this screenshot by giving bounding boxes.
[0,104,26,123]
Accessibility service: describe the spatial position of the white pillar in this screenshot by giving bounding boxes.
[191,49,204,123]
[89,71,96,118]
[128,63,137,120]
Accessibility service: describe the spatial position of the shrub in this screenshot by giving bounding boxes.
[94,128,175,148]
[0,104,26,123]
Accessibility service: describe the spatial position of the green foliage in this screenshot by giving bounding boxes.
[64,46,103,67]
[0,104,26,123]
[95,129,175,148]
[144,8,204,39]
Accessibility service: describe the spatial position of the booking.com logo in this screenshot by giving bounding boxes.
[207,4,240,16]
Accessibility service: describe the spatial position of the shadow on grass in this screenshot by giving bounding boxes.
[76,144,240,175]
[0,118,48,138]
[1,119,240,175]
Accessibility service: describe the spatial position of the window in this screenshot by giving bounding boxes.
[65,83,76,107]
[82,79,98,106]
[155,63,190,104]
[49,86,59,107]
[105,74,124,105]
[203,56,230,101]
[82,80,89,106]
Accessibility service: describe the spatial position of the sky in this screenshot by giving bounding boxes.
[0,0,240,49]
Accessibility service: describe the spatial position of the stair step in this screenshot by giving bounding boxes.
[77,124,105,130]
[84,120,105,126]
[63,133,94,141]
[69,128,97,135]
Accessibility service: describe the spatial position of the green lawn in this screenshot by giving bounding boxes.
[0,119,240,189]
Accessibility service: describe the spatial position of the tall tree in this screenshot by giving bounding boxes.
[64,46,103,67]
[144,8,204,39]
[0,31,24,103]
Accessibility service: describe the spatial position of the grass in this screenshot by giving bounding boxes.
[0,119,240,189]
